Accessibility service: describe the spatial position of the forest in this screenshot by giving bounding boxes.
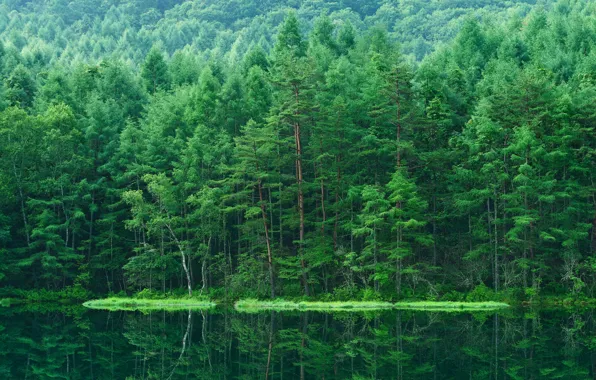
[0,0,594,304]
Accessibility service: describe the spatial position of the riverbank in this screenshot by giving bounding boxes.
[83,297,216,311]
[3,285,596,312]
[394,301,510,311]
[235,299,394,311]
[234,299,510,312]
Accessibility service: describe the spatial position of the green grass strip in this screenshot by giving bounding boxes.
[83,297,216,311]
[235,299,509,313]
[235,299,394,312]
[394,301,510,312]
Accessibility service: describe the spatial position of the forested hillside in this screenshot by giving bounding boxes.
[0,0,594,302]
[0,0,539,64]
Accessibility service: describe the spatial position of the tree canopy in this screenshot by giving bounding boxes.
[0,0,594,302]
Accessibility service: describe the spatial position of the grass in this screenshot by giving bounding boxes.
[235,299,395,312]
[83,297,216,311]
[235,299,509,313]
[0,298,10,307]
[394,301,510,312]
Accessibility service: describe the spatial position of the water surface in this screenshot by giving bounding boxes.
[0,306,594,379]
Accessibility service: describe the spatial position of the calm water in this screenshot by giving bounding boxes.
[0,306,594,379]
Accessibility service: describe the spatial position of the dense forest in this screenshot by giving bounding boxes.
[0,0,539,61]
[0,0,594,302]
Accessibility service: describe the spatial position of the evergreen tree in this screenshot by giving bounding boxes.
[4,64,35,108]
[141,46,171,94]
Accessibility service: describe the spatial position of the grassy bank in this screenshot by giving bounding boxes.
[235,299,509,313]
[394,301,510,311]
[235,299,394,312]
[83,297,216,311]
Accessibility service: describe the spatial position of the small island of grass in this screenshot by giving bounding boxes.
[83,297,216,311]
[234,299,393,312]
[235,299,509,313]
[235,299,394,312]
[394,301,510,312]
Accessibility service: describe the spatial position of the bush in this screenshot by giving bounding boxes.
[466,284,495,302]
[134,289,166,299]
[332,285,357,301]
[207,286,226,300]
[440,290,465,302]
[362,287,382,301]
[63,284,92,300]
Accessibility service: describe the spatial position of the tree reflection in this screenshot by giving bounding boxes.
[0,308,594,379]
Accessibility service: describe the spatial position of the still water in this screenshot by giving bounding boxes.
[0,306,594,379]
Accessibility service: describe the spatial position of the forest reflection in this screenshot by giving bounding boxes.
[0,307,594,379]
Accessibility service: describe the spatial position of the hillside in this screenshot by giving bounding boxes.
[0,0,541,65]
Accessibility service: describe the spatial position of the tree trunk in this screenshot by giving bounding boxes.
[166,225,193,297]
[293,85,309,296]
[13,161,30,247]
[395,68,402,170]
[259,180,276,299]
[254,142,276,298]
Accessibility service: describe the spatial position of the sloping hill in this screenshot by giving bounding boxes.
[0,0,544,64]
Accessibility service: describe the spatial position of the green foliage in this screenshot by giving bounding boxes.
[0,285,91,302]
[83,296,215,311]
[141,46,171,94]
[0,1,594,305]
[466,284,496,302]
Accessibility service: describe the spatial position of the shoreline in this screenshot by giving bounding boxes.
[83,297,216,311]
[234,299,510,312]
[3,292,596,312]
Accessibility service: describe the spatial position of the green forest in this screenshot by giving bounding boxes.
[0,0,594,304]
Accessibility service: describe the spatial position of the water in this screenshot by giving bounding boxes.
[0,306,594,379]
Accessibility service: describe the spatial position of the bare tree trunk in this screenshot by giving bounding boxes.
[293,85,309,296]
[254,143,276,298]
[88,189,95,262]
[166,225,193,297]
[334,111,343,250]
[259,180,276,298]
[183,251,192,297]
[13,161,30,247]
[201,236,212,295]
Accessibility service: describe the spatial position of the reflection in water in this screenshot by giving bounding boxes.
[0,307,594,379]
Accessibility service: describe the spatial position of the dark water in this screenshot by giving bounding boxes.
[0,306,595,379]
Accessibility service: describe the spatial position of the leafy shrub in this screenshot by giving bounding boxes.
[134,289,166,300]
[332,285,357,301]
[362,287,382,301]
[440,291,465,302]
[466,284,495,302]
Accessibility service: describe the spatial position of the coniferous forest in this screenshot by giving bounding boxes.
[0,0,594,304]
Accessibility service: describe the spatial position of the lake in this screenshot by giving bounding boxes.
[0,306,594,379]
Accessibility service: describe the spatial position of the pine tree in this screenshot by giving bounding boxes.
[269,12,314,295]
[141,46,171,94]
[231,120,278,298]
[386,170,429,297]
[4,64,36,108]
